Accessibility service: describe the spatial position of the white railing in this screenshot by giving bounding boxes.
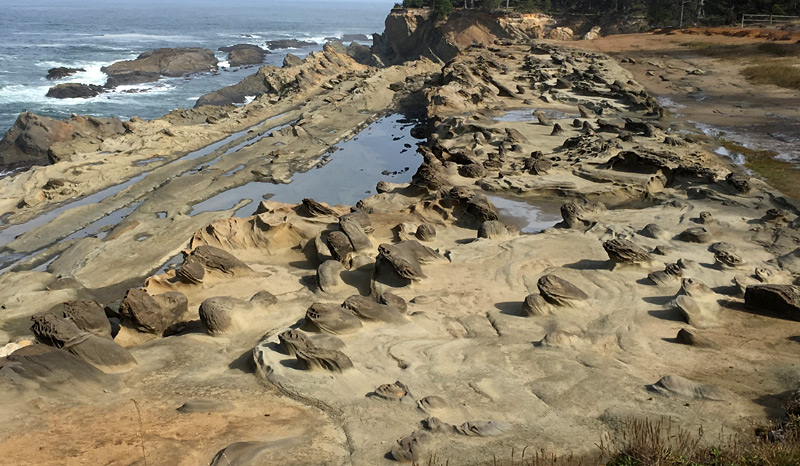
[741,14,800,28]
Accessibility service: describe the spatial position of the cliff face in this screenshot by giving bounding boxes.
[371,8,553,65]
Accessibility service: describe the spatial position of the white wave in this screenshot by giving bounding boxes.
[109,81,177,96]
[657,96,685,110]
[0,83,105,105]
[244,95,256,104]
[218,60,231,68]
[714,146,746,165]
[0,84,49,103]
[688,120,724,139]
[94,33,197,42]
[34,62,106,85]
[775,152,798,162]
[306,36,329,44]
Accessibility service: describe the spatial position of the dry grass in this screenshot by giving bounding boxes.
[741,64,800,90]
[677,40,800,90]
[417,449,597,466]
[755,42,800,57]
[415,415,800,466]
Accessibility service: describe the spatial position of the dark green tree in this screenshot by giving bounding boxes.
[433,0,455,18]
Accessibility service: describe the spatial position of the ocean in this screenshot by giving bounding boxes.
[0,0,394,135]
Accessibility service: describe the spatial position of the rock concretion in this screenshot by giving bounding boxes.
[304,303,362,334]
[294,347,353,372]
[537,274,588,306]
[30,313,136,373]
[342,295,406,323]
[49,299,111,339]
[745,284,800,321]
[199,291,277,336]
[185,245,252,274]
[603,238,652,264]
[649,375,731,401]
[119,289,188,335]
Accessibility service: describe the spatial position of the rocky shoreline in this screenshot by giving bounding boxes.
[1,9,800,466]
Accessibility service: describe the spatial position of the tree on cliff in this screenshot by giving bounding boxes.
[433,0,455,18]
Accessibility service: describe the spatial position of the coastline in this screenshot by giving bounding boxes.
[0,10,800,465]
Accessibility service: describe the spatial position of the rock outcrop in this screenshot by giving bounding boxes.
[45,83,104,99]
[0,112,125,169]
[102,47,218,87]
[195,42,367,107]
[371,9,551,65]
[219,44,269,67]
[45,67,85,80]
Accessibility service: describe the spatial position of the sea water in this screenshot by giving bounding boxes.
[0,0,394,134]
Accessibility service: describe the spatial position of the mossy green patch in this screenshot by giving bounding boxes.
[720,140,800,199]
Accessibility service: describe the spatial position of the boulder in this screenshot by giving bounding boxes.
[30,312,136,373]
[45,83,104,99]
[303,303,362,334]
[198,291,276,336]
